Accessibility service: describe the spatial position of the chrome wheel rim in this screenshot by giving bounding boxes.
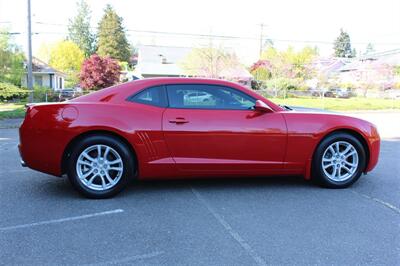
[76,144,123,191]
[322,141,359,182]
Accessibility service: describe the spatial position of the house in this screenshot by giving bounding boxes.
[135,45,192,78]
[21,57,67,90]
[134,45,253,86]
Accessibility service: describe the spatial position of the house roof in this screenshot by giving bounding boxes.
[135,45,192,76]
[360,49,400,66]
[312,57,349,76]
[26,57,67,77]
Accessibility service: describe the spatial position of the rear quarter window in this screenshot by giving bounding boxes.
[127,86,168,107]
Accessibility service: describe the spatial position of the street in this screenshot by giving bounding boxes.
[0,116,399,265]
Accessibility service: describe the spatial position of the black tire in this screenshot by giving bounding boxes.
[312,132,366,188]
[67,135,135,198]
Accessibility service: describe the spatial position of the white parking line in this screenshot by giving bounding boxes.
[85,251,165,265]
[191,187,267,266]
[0,209,124,232]
[351,190,400,214]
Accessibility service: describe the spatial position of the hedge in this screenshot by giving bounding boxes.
[0,82,29,101]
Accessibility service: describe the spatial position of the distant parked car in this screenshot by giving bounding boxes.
[310,88,353,98]
[330,88,353,98]
[384,89,400,99]
[59,89,77,101]
[58,89,75,101]
[310,88,331,97]
[184,91,214,103]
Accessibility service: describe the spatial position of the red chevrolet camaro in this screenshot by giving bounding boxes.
[19,78,380,198]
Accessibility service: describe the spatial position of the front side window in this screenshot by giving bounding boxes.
[128,86,167,107]
[166,84,255,110]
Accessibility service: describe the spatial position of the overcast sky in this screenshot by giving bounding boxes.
[1,0,399,65]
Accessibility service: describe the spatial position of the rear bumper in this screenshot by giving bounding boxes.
[18,144,26,167]
[18,118,64,176]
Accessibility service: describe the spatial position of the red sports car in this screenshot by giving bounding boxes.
[19,78,380,198]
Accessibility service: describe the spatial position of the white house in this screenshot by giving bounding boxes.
[21,57,67,90]
[135,45,192,78]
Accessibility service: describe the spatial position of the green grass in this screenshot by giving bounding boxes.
[269,97,400,111]
[0,103,26,120]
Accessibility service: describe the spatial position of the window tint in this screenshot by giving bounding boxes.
[129,86,167,107]
[166,84,255,110]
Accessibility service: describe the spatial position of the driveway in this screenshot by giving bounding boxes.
[0,112,399,265]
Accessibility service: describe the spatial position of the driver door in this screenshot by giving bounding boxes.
[162,84,287,174]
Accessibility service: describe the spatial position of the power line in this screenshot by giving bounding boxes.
[32,21,400,46]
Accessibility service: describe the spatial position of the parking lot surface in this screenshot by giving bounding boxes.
[0,115,399,265]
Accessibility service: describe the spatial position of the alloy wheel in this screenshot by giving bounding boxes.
[76,144,124,191]
[321,141,359,182]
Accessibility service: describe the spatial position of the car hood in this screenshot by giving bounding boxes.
[286,106,338,114]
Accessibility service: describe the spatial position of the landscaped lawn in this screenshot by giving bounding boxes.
[0,103,26,120]
[269,97,400,111]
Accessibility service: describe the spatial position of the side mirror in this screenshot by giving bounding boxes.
[254,100,273,113]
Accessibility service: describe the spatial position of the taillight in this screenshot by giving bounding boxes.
[24,103,35,119]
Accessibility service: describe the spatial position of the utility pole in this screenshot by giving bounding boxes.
[259,23,265,58]
[27,0,33,102]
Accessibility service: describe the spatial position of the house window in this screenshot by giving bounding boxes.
[59,77,63,89]
[35,76,43,87]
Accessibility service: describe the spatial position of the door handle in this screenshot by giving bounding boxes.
[169,118,189,124]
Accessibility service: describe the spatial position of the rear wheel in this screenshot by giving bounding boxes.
[312,132,366,188]
[67,135,135,198]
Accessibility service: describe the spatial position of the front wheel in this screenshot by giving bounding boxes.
[312,132,366,188]
[67,135,135,198]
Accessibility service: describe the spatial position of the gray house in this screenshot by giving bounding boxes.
[21,57,67,90]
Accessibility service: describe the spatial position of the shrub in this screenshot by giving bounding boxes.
[79,54,121,90]
[0,82,29,101]
[32,86,59,102]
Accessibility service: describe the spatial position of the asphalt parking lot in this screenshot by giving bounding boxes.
[0,114,399,265]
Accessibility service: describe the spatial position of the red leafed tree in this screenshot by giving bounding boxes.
[79,54,121,90]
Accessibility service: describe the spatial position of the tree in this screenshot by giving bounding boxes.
[49,40,85,86]
[364,43,375,55]
[250,60,272,81]
[333,29,355,58]
[97,5,131,62]
[79,54,121,90]
[0,28,25,86]
[258,46,318,97]
[68,0,96,57]
[180,46,241,78]
[37,42,53,64]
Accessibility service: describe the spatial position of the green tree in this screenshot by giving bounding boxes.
[97,5,131,62]
[49,40,85,86]
[180,46,241,78]
[333,29,355,58]
[37,42,52,63]
[259,46,318,97]
[0,28,25,86]
[68,0,95,57]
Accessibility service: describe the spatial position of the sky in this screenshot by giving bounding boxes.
[1,0,400,65]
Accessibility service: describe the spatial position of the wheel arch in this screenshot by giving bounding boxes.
[61,130,138,176]
[307,128,370,179]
